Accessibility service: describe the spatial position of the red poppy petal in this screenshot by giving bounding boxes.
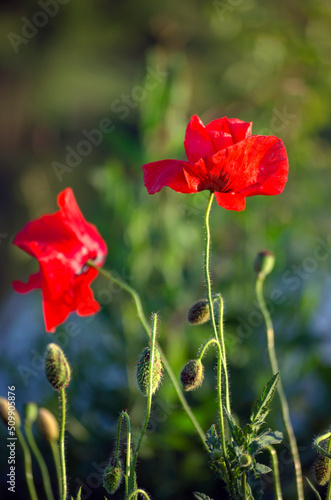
[227,118,253,143]
[206,135,288,195]
[205,117,234,151]
[142,159,197,194]
[184,115,216,163]
[214,192,246,211]
[12,272,42,293]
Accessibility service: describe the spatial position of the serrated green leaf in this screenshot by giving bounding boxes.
[250,373,280,429]
[255,462,272,475]
[247,471,263,500]
[249,430,283,456]
[206,424,219,451]
[76,486,82,500]
[193,492,214,500]
[223,406,246,446]
[243,423,254,437]
[305,477,322,499]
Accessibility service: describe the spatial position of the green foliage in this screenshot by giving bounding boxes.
[193,493,214,500]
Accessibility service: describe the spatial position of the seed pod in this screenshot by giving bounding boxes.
[103,456,122,494]
[187,300,210,325]
[136,346,163,397]
[37,408,59,442]
[314,454,331,486]
[44,343,71,391]
[0,397,21,428]
[239,453,252,468]
[254,251,275,279]
[180,359,204,391]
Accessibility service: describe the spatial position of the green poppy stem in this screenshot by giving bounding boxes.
[255,277,304,500]
[50,439,62,498]
[128,490,151,500]
[88,261,207,451]
[115,411,131,499]
[15,427,38,500]
[59,388,67,500]
[266,445,283,500]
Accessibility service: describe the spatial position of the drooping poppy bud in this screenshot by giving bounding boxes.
[103,456,123,494]
[24,402,38,423]
[180,359,204,391]
[254,250,275,279]
[136,346,163,397]
[37,408,59,442]
[314,454,331,486]
[187,299,210,325]
[0,397,21,428]
[44,343,71,391]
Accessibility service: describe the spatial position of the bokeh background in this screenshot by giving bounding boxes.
[1,0,331,498]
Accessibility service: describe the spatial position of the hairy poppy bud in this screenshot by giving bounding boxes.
[239,453,252,468]
[180,359,204,391]
[24,402,38,423]
[187,299,210,325]
[314,454,331,486]
[254,251,275,279]
[0,397,21,428]
[44,343,71,391]
[136,346,163,397]
[103,456,122,494]
[37,408,59,442]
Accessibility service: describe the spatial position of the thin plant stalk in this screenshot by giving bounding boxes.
[15,427,38,500]
[128,490,151,500]
[87,261,207,450]
[216,293,231,414]
[242,472,248,500]
[129,314,158,492]
[266,445,283,500]
[50,439,62,498]
[256,277,304,500]
[24,419,55,500]
[115,411,131,499]
[326,435,331,500]
[59,388,67,500]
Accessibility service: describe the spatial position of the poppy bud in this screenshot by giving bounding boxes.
[239,453,252,468]
[37,408,59,442]
[44,343,71,391]
[314,454,331,486]
[103,456,122,494]
[0,397,21,428]
[24,402,38,423]
[180,359,204,391]
[187,299,210,325]
[254,250,275,279]
[136,346,163,397]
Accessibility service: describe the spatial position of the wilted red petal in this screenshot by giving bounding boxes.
[142,159,197,194]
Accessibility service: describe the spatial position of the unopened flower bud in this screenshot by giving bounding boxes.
[180,359,204,391]
[44,343,71,391]
[136,346,163,397]
[254,251,275,279]
[239,453,252,468]
[187,299,210,325]
[37,408,59,442]
[103,456,122,494]
[24,402,38,423]
[314,454,331,486]
[0,397,21,428]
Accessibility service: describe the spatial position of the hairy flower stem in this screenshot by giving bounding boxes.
[129,314,157,494]
[116,411,131,499]
[15,427,38,500]
[255,277,304,500]
[88,261,207,451]
[128,490,151,500]
[59,388,67,500]
[203,193,233,487]
[242,472,248,500]
[313,433,331,499]
[25,419,55,500]
[266,445,283,500]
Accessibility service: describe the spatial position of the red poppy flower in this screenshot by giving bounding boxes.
[142,115,288,210]
[12,188,107,333]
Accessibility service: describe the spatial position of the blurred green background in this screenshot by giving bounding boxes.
[1,0,331,498]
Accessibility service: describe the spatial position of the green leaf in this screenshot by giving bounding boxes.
[248,430,283,456]
[76,486,82,500]
[250,372,280,429]
[255,462,272,475]
[223,406,246,446]
[193,493,214,500]
[305,477,322,499]
[247,471,263,500]
[206,424,219,451]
